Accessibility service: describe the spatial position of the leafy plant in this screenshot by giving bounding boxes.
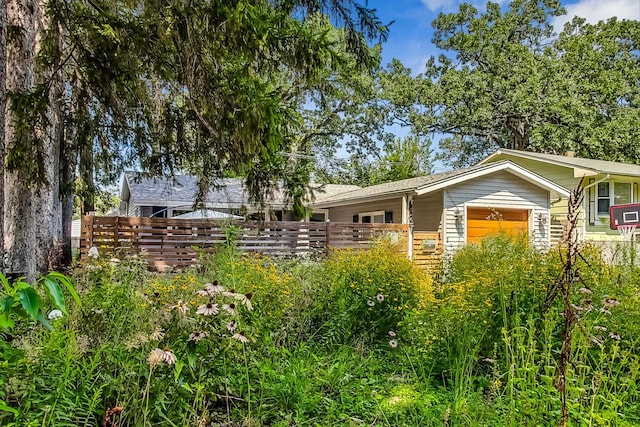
[0,271,79,331]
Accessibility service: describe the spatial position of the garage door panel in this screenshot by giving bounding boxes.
[466,208,529,244]
[467,208,529,221]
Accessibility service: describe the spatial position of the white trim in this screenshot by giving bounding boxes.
[416,161,570,199]
[358,210,386,224]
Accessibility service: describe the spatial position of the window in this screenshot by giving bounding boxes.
[151,206,168,218]
[597,182,634,215]
[310,212,327,222]
[357,211,388,224]
[614,182,632,205]
[597,183,610,215]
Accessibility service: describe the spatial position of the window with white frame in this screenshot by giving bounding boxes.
[358,211,385,224]
[597,182,634,215]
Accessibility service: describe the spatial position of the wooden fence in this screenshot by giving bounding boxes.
[80,216,410,271]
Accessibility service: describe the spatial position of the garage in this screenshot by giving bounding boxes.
[466,207,529,244]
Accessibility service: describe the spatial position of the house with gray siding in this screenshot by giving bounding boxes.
[314,160,569,254]
[119,173,358,221]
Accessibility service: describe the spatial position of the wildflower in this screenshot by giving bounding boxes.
[594,325,607,332]
[88,246,99,258]
[609,332,621,341]
[482,358,496,364]
[226,320,237,333]
[148,348,166,368]
[222,303,236,315]
[600,308,612,315]
[367,300,375,307]
[48,309,63,320]
[571,303,587,312]
[234,292,253,311]
[376,294,384,302]
[171,299,189,314]
[109,258,121,266]
[602,298,620,309]
[196,289,209,297]
[232,332,249,344]
[188,331,208,342]
[205,281,225,295]
[162,348,176,365]
[196,303,219,316]
[591,337,603,347]
[389,340,398,348]
[578,287,592,294]
[388,331,396,337]
[152,327,165,341]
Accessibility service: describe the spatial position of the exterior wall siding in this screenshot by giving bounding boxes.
[328,199,403,223]
[442,171,550,253]
[412,192,443,232]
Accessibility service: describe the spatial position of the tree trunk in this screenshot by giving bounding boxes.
[4,0,37,281]
[0,0,6,270]
[33,1,63,272]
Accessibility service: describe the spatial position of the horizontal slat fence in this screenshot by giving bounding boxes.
[412,231,443,272]
[80,216,409,271]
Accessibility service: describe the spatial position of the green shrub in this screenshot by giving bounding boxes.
[306,242,434,348]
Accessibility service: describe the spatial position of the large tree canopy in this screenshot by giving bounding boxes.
[2,0,389,278]
[385,0,640,167]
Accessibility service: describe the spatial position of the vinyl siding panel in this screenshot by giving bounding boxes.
[328,199,403,223]
[412,192,443,232]
[443,171,550,253]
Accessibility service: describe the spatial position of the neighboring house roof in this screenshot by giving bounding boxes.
[120,173,359,209]
[311,184,361,204]
[480,149,640,177]
[314,160,570,207]
[122,174,266,206]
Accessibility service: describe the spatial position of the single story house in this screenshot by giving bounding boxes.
[313,160,570,255]
[119,172,358,221]
[480,149,640,241]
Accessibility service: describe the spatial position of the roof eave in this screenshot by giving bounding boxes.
[313,190,417,208]
[480,149,602,176]
[415,161,570,199]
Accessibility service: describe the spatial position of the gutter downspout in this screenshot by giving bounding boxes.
[580,174,610,240]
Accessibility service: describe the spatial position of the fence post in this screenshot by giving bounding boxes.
[114,216,119,251]
[87,214,94,250]
[325,222,331,255]
[407,223,413,261]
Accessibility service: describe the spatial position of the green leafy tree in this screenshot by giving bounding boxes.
[370,135,433,185]
[318,135,433,186]
[388,0,640,167]
[2,0,389,278]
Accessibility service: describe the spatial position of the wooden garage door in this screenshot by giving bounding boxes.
[467,207,529,244]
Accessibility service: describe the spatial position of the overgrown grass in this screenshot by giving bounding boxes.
[2,236,640,426]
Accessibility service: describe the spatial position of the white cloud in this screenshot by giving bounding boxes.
[553,0,640,32]
[420,0,452,11]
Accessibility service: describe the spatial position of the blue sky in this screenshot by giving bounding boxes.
[368,0,640,74]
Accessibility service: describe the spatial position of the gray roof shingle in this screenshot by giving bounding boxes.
[124,173,360,207]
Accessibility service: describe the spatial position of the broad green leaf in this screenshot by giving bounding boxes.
[0,273,11,294]
[187,342,197,369]
[17,287,41,320]
[0,313,15,329]
[43,277,67,315]
[45,272,81,307]
[37,312,53,331]
[1,296,14,313]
